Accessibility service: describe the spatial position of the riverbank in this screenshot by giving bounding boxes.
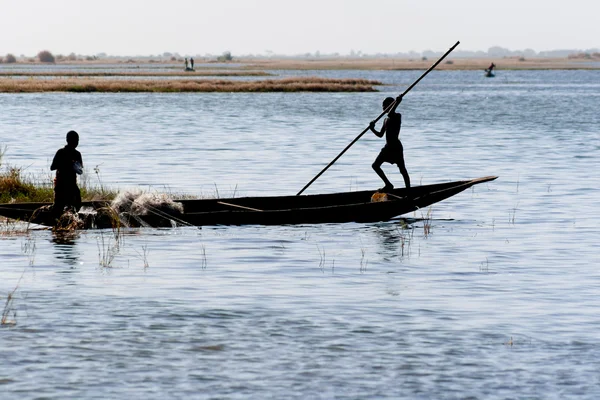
[2,56,598,70]
[238,57,600,70]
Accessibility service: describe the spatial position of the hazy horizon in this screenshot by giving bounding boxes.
[3,46,598,60]
[1,0,598,57]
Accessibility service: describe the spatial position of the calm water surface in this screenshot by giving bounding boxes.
[1,69,599,399]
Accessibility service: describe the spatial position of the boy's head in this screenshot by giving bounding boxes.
[66,130,79,148]
[382,97,395,110]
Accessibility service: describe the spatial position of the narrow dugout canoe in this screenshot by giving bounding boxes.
[0,176,497,229]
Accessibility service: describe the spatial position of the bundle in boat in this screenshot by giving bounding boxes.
[102,191,185,228]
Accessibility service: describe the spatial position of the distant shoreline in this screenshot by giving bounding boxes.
[237,56,600,70]
[0,56,597,93]
[1,56,598,70]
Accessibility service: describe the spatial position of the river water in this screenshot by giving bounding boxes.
[1,69,599,399]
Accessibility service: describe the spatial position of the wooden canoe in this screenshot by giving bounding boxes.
[0,176,497,228]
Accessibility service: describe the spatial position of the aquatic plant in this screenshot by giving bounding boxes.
[97,225,124,268]
[134,244,150,268]
[421,207,433,237]
[396,221,415,257]
[0,152,116,204]
[1,271,24,326]
[21,234,36,266]
[509,202,519,225]
[0,166,53,203]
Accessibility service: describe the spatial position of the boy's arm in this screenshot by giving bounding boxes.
[369,120,384,138]
[388,94,403,114]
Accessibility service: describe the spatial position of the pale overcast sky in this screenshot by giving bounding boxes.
[1,0,598,56]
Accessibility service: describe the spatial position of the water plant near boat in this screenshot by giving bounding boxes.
[0,153,117,204]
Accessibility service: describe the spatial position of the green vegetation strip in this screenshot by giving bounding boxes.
[1,157,116,204]
[0,77,381,93]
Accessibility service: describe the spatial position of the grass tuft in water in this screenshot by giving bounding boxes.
[0,150,117,204]
[421,208,433,237]
[1,270,24,326]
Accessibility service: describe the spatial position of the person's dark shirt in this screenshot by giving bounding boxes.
[50,145,82,186]
[383,112,402,149]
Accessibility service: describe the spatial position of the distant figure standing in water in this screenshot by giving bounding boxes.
[50,130,83,214]
[487,62,496,72]
[184,58,189,70]
[369,95,410,191]
[190,57,194,70]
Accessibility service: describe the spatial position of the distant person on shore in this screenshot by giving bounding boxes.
[185,58,189,70]
[50,130,83,214]
[190,57,194,70]
[369,95,410,191]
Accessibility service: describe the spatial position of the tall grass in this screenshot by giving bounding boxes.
[0,77,381,93]
[97,230,122,268]
[0,166,54,203]
[0,151,116,204]
[2,270,24,326]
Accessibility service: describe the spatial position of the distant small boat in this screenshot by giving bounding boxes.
[0,176,498,229]
[484,69,495,78]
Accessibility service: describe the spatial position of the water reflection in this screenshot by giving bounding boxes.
[372,220,416,259]
[51,231,81,266]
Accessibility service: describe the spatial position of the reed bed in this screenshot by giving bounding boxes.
[0,77,381,93]
[0,166,54,203]
[0,160,116,204]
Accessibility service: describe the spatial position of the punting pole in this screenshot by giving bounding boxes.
[296,40,460,196]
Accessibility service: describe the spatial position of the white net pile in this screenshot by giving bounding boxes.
[111,190,184,217]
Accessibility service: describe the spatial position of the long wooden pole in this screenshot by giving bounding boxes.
[296,40,460,196]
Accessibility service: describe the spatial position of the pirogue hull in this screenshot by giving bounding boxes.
[0,176,497,229]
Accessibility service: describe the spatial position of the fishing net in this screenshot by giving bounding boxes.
[111,190,184,216]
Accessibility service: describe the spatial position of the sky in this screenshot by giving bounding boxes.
[1,0,598,57]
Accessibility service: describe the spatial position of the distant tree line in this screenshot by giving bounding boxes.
[0,50,103,63]
[217,51,233,62]
[0,54,17,63]
[0,50,234,63]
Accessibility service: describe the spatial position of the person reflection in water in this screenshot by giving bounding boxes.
[369,95,411,192]
[51,231,81,266]
[50,130,83,215]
